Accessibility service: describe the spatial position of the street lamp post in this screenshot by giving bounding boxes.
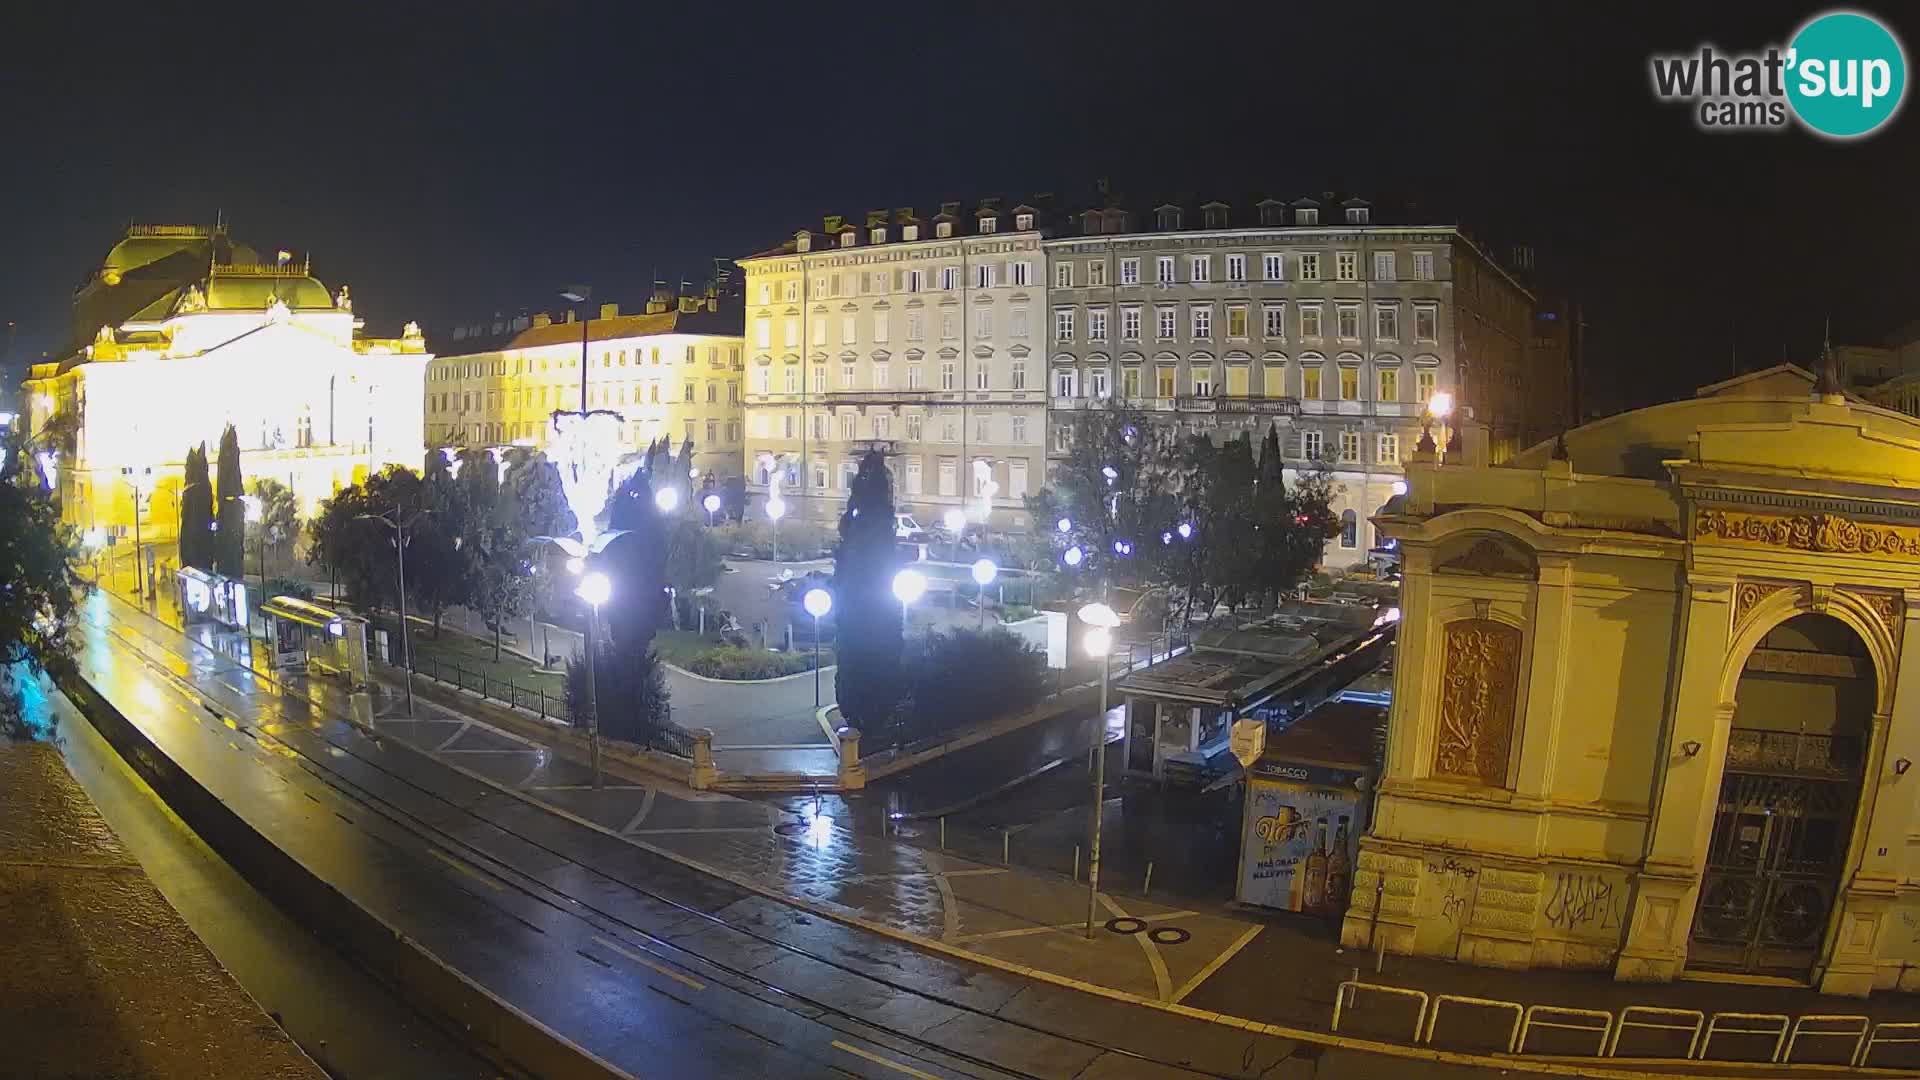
[1078,602,1120,938]
[766,493,787,560]
[703,492,721,527]
[576,569,612,790]
[970,558,998,630]
[803,587,832,707]
[357,506,431,718]
[121,465,151,603]
[892,568,926,635]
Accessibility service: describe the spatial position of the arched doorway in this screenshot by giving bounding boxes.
[1688,614,1873,978]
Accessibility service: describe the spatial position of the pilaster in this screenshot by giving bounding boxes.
[1511,552,1574,802]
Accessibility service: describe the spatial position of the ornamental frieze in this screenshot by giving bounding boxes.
[1696,509,1920,560]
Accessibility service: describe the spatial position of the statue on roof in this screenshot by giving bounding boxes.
[402,320,423,339]
[266,297,292,323]
[95,324,114,344]
[178,285,207,313]
[335,285,352,312]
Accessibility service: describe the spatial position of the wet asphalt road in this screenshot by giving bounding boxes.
[68,590,1513,1079]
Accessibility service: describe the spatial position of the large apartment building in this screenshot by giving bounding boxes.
[738,203,1050,530]
[1044,195,1557,568]
[427,282,746,480]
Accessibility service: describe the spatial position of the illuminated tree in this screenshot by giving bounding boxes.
[179,443,214,572]
[833,449,905,735]
[214,424,245,578]
[245,477,299,578]
[0,427,83,739]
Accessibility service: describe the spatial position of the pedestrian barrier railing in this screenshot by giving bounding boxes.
[1422,993,1523,1053]
[1700,1012,1789,1063]
[1784,1014,1869,1065]
[1331,980,1429,1041]
[409,653,573,725]
[1518,1004,1612,1057]
[1857,1021,1920,1068]
[1606,1005,1705,1059]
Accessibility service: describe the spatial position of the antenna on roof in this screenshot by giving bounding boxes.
[1816,314,1844,400]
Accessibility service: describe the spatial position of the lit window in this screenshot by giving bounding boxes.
[1339,430,1360,461]
[1339,367,1359,401]
[1302,365,1323,399]
[1336,252,1358,281]
[1378,368,1399,401]
[1227,305,1248,339]
[1378,433,1399,464]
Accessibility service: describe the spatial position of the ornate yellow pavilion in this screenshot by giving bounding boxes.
[1347,361,1920,996]
[23,224,429,546]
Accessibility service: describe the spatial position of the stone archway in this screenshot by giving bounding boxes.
[1688,612,1876,978]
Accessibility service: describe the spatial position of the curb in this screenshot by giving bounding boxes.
[663,660,837,686]
[56,666,633,1080]
[814,705,841,748]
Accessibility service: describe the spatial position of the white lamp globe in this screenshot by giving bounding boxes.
[654,487,680,513]
[703,493,722,514]
[766,496,787,522]
[576,571,612,607]
[971,558,998,586]
[892,568,927,606]
[803,587,833,619]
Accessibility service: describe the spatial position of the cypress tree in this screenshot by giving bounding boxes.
[180,444,214,572]
[214,424,246,578]
[833,449,905,734]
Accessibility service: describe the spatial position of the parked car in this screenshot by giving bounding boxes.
[894,512,930,542]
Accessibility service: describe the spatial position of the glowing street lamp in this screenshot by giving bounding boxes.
[892,567,926,628]
[1056,516,1072,534]
[576,569,612,789]
[1063,545,1084,568]
[1177,521,1194,541]
[970,558,998,629]
[654,486,680,514]
[120,464,153,603]
[1427,390,1454,419]
[802,586,832,706]
[702,492,722,527]
[1076,600,1121,938]
[765,493,787,561]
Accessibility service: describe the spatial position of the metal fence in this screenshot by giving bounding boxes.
[409,653,573,725]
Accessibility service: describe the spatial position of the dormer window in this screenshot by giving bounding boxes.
[840,231,856,248]
[871,227,887,243]
[1258,202,1285,227]
[796,231,812,252]
[1157,206,1182,230]
[1345,206,1370,225]
[1296,207,1320,226]
[979,216,998,234]
[1203,205,1228,229]
[1015,212,1034,230]
[936,221,953,238]
[902,224,919,241]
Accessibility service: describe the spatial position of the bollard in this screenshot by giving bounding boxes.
[1074,845,1080,882]
[939,817,946,850]
[1003,829,1010,865]
[836,726,865,790]
[690,728,717,790]
[1143,861,1154,896]
[1372,876,1387,973]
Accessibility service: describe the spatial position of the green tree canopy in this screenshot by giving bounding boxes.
[214,424,245,578]
[833,449,905,734]
[0,428,84,739]
[179,443,214,572]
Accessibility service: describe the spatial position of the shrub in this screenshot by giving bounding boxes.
[683,646,824,680]
[264,575,314,601]
[564,642,677,749]
[899,627,1048,744]
[710,519,836,561]
[1000,604,1039,623]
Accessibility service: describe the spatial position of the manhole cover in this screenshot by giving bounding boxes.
[1104,916,1147,935]
[773,821,807,837]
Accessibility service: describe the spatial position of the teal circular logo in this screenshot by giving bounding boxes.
[1787,11,1907,138]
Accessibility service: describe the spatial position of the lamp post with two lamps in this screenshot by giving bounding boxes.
[1077,601,1121,937]
[355,505,434,718]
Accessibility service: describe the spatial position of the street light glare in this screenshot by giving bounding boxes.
[1177,521,1194,540]
[892,568,927,606]
[1063,545,1084,567]
[1428,390,1455,419]
[654,486,680,513]
[565,556,585,575]
[1392,480,1409,496]
[766,496,787,522]
[943,508,967,533]
[1084,627,1112,658]
[803,587,832,618]
[971,558,998,586]
[576,570,612,607]
[702,493,722,514]
[1077,602,1120,628]
[1056,516,1072,534]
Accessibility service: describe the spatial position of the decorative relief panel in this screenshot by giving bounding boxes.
[1734,581,1795,629]
[1844,588,1903,643]
[1433,618,1523,786]
[1436,538,1534,578]
[1698,509,1920,559]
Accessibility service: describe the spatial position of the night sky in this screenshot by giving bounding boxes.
[4,1,1916,415]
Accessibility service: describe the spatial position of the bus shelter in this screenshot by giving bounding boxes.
[259,596,369,688]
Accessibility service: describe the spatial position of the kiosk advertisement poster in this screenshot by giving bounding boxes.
[1238,764,1364,915]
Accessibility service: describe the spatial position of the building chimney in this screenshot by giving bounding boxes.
[646,279,672,315]
[599,302,619,320]
[678,280,698,313]
[532,312,552,328]
[823,214,845,235]
[563,310,577,324]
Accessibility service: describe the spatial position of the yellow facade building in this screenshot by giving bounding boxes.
[427,283,744,481]
[1347,361,1920,996]
[23,224,429,545]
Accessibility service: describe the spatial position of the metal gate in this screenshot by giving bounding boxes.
[1688,728,1863,978]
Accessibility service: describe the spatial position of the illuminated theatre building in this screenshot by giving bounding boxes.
[24,224,429,545]
[1346,360,1920,996]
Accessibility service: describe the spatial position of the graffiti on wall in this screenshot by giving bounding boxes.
[1542,870,1627,936]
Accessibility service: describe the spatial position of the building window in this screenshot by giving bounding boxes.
[1189,255,1210,283]
[1156,367,1176,398]
[941,313,957,340]
[1302,364,1323,399]
[1297,207,1320,226]
[812,367,827,394]
[684,381,695,402]
[906,458,923,493]
[1157,306,1177,340]
[1336,305,1360,340]
[1088,261,1107,286]
[1011,261,1031,286]
[1300,304,1323,339]
[1339,509,1357,547]
[1055,262,1073,288]
[1375,304,1399,342]
[842,363,857,389]
[1417,369,1437,404]
[1089,367,1110,398]
[976,362,991,390]
[1414,304,1438,342]
[784,415,796,439]
[975,416,990,443]
[812,459,828,489]
[1088,308,1108,341]
[1055,367,1079,398]
[813,414,827,440]
[1011,415,1027,443]
[1120,258,1140,285]
[1263,303,1286,340]
[784,318,800,347]
[906,414,923,441]
[1156,256,1175,284]
[975,264,996,289]
[1192,366,1213,396]
[907,269,923,292]
[1263,253,1284,281]
[754,368,770,395]
[874,311,890,342]
[1373,251,1395,281]
[939,458,957,494]
[937,221,953,239]
[979,216,998,234]
[941,266,960,289]
[1378,433,1399,465]
[1227,305,1248,339]
[908,363,923,389]
[1412,251,1436,280]
[1339,367,1359,401]
[1336,251,1358,281]
[1016,212,1034,230]
[1347,206,1371,224]
[1054,308,1075,341]
[873,363,890,389]
[1121,306,1141,341]
[754,318,771,349]
[1053,424,1072,453]
[1122,367,1141,398]
[1339,430,1360,462]
[907,313,925,341]
[1299,252,1321,281]
[1303,429,1323,458]
[1010,309,1029,338]
[875,414,891,439]
[727,421,740,441]
[707,383,718,403]
[1011,359,1026,389]
[941,361,956,390]
[1191,306,1212,340]
[1226,254,1246,282]
[840,414,856,440]
[1378,367,1399,402]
